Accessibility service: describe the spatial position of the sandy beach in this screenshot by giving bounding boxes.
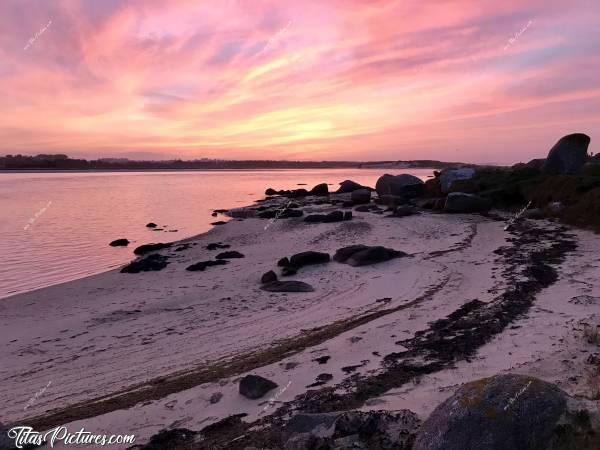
[2,188,599,448]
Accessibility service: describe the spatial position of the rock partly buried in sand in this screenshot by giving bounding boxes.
[206,242,230,250]
[259,208,303,219]
[261,270,278,284]
[132,428,196,450]
[185,260,228,271]
[309,183,329,196]
[133,242,172,255]
[304,211,344,223]
[260,280,314,292]
[215,250,244,259]
[290,251,330,268]
[376,174,425,198]
[239,374,278,399]
[413,374,572,450]
[285,410,421,450]
[334,245,407,266]
[265,188,278,196]
[337,179,366,193]
[351,188,372,204]
[121,254,169,273]
[278,257,290,267]
[211,220,227,225]
[109,238,130,247]
[439,167,476,194]
[389,205,417,217]
[146,222,157,228]
[543,133,590,175]
[444,192,492,213]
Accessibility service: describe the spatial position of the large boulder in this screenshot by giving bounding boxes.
[413,374,569,450]
[375,174,425,199]
[351,188,371,204]
[444,192,491,213]
[439,168,476,194]
[337,180,367,193]
[542,133,590,174]
[239,374,278,399]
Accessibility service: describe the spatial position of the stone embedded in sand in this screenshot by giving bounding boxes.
[120,254,169,273]
[206,242,230,250]
[109,238,129,247]
[186,260,228,271]
[351,188,371,204]
[209,392,223,404]
[261,270,278,284]
[543,133,590,175]
[375,174,425,198]
[389,205,417,217]
[239,374,278,399]
[260,281,314,292]
[444,192,491,213]
[133,242,172,255]
[145,222,157,228]
[343,211,353,221]
[210,220,227,225]
[313,355,331,364]
[334,245,406,266]
[289,251,330,268]
[309,183,329,196]
[323,211,344,223]
[277,257,290,267]
[413,374,569,450]
[215,251,245,259]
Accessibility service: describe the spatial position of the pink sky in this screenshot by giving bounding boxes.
[0,0,599,163]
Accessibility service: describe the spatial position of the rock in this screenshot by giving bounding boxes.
[313,355,331,364]
[289,251,330,268]
[304,214,325,223]
[260,281,314,292]
[281,266,298,276]
[216,251,245,259]
[284,410,421,450]
[334,245,407,266]
[265,188,277,195]
[522,208,545,219]
[343,211,353,221]
[337,180,366,193]
[121,254,169,273]
[109,238,130,247]
[375,174,425,198]
[342,200,355,208]
[390,205,417,217]
[133,243,172,255]
[526,158,546,170]
[211,220,227,225]
[414,374,570,450]
[309,183,329,196]
[280,209,304,218]
[377,194,408,208]
[186,260,228,271]
[351,189,371,204]
[207,242,230,250]
[444,192,492,213]
[439,168,476,194]
[239,375,278,399]
[543,133,590,174]
[287,188,309,198]
[323,211,344,223]
[211,212,218,217]
[261,270,278,284]
[277,257,290,267]
[146,222,157,228]
[209,392,223,404]
[136,428,197,449]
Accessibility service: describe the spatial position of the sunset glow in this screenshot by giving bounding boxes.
[1,0,599,163]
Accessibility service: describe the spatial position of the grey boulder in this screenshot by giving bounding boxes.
[413,374,568,450]
[439,167,476,194]
[543,133,590,174]
[375,174,425,198]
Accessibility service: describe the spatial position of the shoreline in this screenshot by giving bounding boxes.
[3,187,600,448]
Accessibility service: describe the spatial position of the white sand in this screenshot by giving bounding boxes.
[2,196,599,447]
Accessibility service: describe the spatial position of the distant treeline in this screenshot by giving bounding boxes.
[0,154,464,170]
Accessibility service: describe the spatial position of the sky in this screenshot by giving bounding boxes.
[0,0,599,163]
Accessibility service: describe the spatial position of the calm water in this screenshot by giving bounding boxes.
[0,169,432,299]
